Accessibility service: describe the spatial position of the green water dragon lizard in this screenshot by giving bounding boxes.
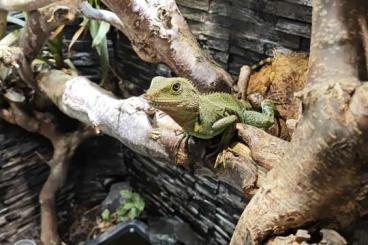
[144,76,276,162]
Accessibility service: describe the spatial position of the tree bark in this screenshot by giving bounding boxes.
[230,1,368,244]
[102,0,234,92]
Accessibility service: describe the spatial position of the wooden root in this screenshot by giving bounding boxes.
[230,0,368,244]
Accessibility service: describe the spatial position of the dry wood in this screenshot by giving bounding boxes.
[102,0,234,92]
[230,1,368,244]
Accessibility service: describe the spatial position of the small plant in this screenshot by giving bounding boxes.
[100,190,145,223]
[101,208,111,221]
[118,190,145,221]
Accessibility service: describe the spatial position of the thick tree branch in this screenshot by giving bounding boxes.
[19,0,80,60]
[36,69,269,198]
[230,1,368,244]
[0,46,34,88]
[102,0,234,92]
[236,124,288,170]
[37,69,172,161]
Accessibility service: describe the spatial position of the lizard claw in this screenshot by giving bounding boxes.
[215,150,227,169]
[214,142,252,169]
[149,128,163,141]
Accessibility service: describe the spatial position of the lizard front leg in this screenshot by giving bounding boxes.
[209,115,239,167]
[211,115,239,151]
[240,99,275,128]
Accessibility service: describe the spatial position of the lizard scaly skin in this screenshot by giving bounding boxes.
[144,77,275,146]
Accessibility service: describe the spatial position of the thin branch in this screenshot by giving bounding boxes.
[40,127,95,245]
[79,1,126,34]
[358,16,368,76]
[237,65,251,100]
[0,10,7,39]
[0,46,35,89]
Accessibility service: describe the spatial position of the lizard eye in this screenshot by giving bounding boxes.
[171,82,182,93]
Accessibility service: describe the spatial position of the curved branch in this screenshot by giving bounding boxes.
[36,69,271,199]
[236,124,288,170]
[37,69,172,161]
[102,0,233,92]
[79,1,126,32]
[19,0,80,60]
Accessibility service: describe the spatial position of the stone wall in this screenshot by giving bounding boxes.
[0,124,53,243]
[125,150,248,245]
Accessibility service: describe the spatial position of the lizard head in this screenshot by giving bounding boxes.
[144,77,200,126]
[144,76,200,114]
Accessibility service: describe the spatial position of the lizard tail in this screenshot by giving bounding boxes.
[250,57,273,71]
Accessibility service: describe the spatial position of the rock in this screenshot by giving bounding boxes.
[295,229,311,243]
[148,217,205,245]
[100,182,132,213]
[320,229,347,245]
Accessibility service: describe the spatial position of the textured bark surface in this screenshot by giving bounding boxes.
[19,0,79,61]
[102,0,234,92]
[230,0,368,244]
[114,0,312,91]
[36,69,268,196]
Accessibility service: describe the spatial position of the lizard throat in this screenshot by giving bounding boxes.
[149,100,199,126]
[149,100,199,112]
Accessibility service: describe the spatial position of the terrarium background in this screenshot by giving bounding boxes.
[0,0,312,244]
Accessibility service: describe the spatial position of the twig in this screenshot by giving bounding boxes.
[79,1,126,33]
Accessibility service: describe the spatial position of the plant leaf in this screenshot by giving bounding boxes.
[91,21,110,48]
[7,15,25,26]
[68,18,89,56]
[101,209,110,221]
[0,28,21,46]
[88,19,110,85]
[47,30,64,68]
[120,190,133,199]
[128,208,138,220]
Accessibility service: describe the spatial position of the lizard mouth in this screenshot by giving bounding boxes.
[147,100,181,109]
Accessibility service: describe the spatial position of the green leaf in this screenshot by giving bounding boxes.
[120,190,133,199]
[91,22,110,48]
[47,30,64,68]
[101,209,110,221]
[120,202,135,211]
[0,28,21,46]
[68,18,89,56]
[135,198,145,212]
[7,15,25,26]
[88,19,110,85]
[128,208,138,220]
